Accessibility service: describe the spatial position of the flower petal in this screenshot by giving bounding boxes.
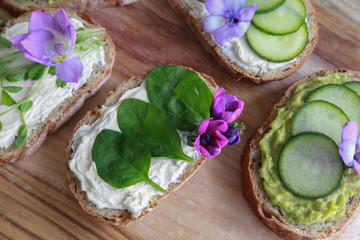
[354,160,360,176]
[55,56,83,83]
[210,97,226,119]
[236,3,257,22]
[21,29,55,65]
[213,130,228,148]
[28,11,62,35]
[203,15,226,33]
[54,44,68,56]
[198,118,211,135]
[203,145,221,158]
[212,24,237,45]
[205,0,228,16]
[194,135,201,152]
[208,119,228,133]
[226,0,247,13]
[64,25,76,54]
[10,33,28,53]
[342,121,359,143]
[214,88,225,100]
[339,140,356,167]
[54,9,72,30]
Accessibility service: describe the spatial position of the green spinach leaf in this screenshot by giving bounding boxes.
[16,124,27,148]
[92,129,165,192]
[146,65,213,132]
[1,90,16,106]
[117,98,193,161]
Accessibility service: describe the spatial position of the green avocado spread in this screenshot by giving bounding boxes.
[260,73,360,225]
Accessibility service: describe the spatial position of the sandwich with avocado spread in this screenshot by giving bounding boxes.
[242,69,360,240]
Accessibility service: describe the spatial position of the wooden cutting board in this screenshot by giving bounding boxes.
[1,0,360,239]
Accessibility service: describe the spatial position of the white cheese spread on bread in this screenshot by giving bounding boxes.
[69,82,199,217]
[0,18,106,148]
[181,0,298,74]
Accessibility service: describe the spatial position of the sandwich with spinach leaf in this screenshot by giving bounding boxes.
[66,65,245,224]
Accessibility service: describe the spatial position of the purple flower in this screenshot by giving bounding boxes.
[11,9,83,83]
[223,126,240,145]
[203,0,257,45]
[210,87,244,123]
[339,121,360,176]
[194,118,228,158]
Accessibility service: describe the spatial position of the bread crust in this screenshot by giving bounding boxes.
[241,69,360,240]
[168,0,319,83]
[1,0,137,16]
[66,67,219,225]
[0,8,115,163]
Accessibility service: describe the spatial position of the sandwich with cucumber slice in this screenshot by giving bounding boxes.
[242,69,360,240]
[168,0,319,83]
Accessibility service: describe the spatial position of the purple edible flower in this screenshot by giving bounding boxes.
[339,121,360,176]
[11,9,83,83]
[210,87,244,123]
[194,118,228,158]
[223,126,240,145]
[203,0,257,45]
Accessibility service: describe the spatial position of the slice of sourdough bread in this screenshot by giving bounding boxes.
[168,0,319,83]
[1,0,137,16]
[66,68,218,225]
[241,69,360,240]
[0,9,115,163]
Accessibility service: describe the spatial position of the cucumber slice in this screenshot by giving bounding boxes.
[306,84,360,125]
[246,23,308,62]
[244,0,285,13]
[291,101,349,145]
[252,0,306,35]
[343,81,360,96]
[278,133,344,199]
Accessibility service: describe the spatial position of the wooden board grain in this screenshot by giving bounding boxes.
[1,0,360,239]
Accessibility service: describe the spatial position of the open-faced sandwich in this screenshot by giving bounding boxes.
[67,64,245,225]
[0,8,115,163]
[168,0,319,83]
[242,69,360,239]
[1,0,137,16]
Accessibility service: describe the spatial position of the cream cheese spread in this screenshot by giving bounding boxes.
[181,0,298,74]
[0,18,106,148]
[69,82,199,217]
